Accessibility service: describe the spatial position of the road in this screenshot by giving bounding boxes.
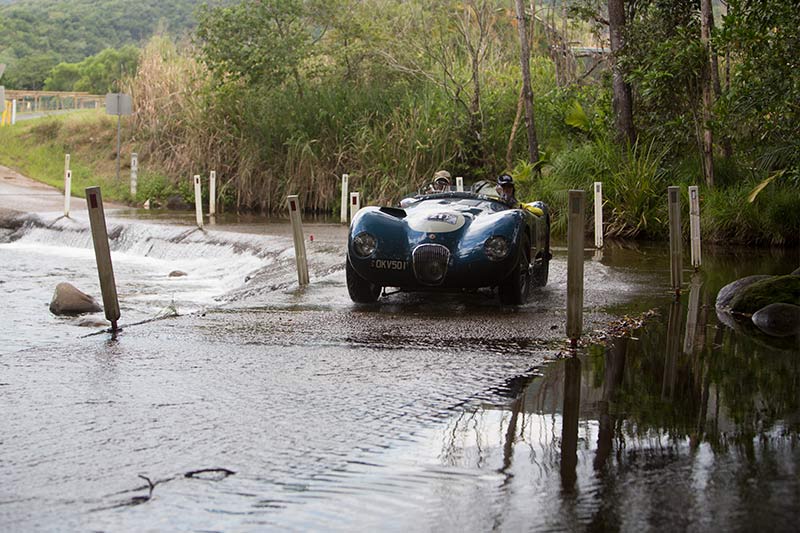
[0,172,670,530]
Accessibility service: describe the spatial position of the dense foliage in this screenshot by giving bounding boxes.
[1,0,797,244]
[44,46,140,93]
[0,0,201,89]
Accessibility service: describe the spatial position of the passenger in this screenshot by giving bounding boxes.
[496,173,520,207]
[428,170,452,193]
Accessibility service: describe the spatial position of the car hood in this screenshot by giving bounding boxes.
[405,205,468,233]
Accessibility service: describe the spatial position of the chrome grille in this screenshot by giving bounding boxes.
[412,244,450,285]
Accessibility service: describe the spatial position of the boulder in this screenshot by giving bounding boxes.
[729,275,800,315]
[752,303,800,338]
[169,270,188,277]
[49,282,102,315]
[715,275,771,311]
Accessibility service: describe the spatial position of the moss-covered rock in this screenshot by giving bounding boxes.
[729,275,800,315]
[716,275,772,311]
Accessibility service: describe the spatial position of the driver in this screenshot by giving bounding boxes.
[496,173,520,207]
[428,170,452,193]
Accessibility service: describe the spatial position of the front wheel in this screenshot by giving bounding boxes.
[498,239,531,305]
[346,257,381,303]
[531,253,549,287]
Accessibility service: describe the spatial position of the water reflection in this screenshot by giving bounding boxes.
[439,275,799,530]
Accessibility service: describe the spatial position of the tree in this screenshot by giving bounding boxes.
[3,53,59,89]
[720,0,800,178]
[700,0,714,187]
[608,0,635,145]
[44,63,82,91]
[513,0,540,168]
[196,0,329,96]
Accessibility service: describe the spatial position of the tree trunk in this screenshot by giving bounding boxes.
[514,0,541,169]
[701,0,715,188]
[608,0,636,145]
[469,52,486,168]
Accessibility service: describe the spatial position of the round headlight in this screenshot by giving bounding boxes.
[353,232,377,257]
[484,235,510,261]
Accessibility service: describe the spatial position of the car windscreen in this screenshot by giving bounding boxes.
[411,195,507,213]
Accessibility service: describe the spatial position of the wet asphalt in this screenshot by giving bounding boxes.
[0,177,676,530]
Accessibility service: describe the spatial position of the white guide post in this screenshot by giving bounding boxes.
[349,191,360,221]
[340,174,349,224]
[130,153,138,197]
[10,99,15,125]
[63,170,72,217]
[688,185,701,270]
[287,194,309,286]
[209,170,217,216]
[194,175,203,229]
[594,181,603,248]
[456,177,464,192]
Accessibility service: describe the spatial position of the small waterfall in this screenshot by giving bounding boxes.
[0,211,348,351]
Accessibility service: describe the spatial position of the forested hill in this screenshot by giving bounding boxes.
[0,0,204,88]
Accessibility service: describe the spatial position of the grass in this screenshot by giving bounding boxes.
[0,110,174,204]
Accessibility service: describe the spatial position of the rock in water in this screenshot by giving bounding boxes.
[729,275,800,315]
[169,270,188,277]
[716,275,771,311]
[752,303,800,338]
[49,282,102,315]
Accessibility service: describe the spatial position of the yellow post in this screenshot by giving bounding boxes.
[1,101,8,126]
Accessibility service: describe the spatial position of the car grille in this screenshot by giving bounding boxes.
[412,244,450,285]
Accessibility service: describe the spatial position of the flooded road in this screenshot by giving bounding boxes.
[1,202,798,531]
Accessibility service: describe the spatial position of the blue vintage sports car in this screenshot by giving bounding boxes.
[346,181,550,304]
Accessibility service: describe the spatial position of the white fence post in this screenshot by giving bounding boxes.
[287,194,310,286]
[194,175,203,229]
[64,170,72,217]
[130,153,138,197]
[456,176,464,192]
[689,185,701,270]
[594,181,603,248]
[349,191,360,221]
[209,170,217,216]
[340,174,349,224]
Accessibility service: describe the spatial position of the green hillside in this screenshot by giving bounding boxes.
[0,0,204,89]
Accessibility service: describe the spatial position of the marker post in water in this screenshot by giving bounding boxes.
[85,186,120,331]
[64,170,72,217]
[349,192,360,221]
[340,174,349,224]
[688,185,701,270]
[566,190,585,348]
[193,175,203,229]
[209,170,217,216]
[456,177,464,192]
[668,186,683,297]
[130,153,138,197]
[287,194,309,286]
[63,154,71,216]
[593,181,603,249]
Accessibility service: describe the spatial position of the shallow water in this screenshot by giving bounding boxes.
[1,209,798,531]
